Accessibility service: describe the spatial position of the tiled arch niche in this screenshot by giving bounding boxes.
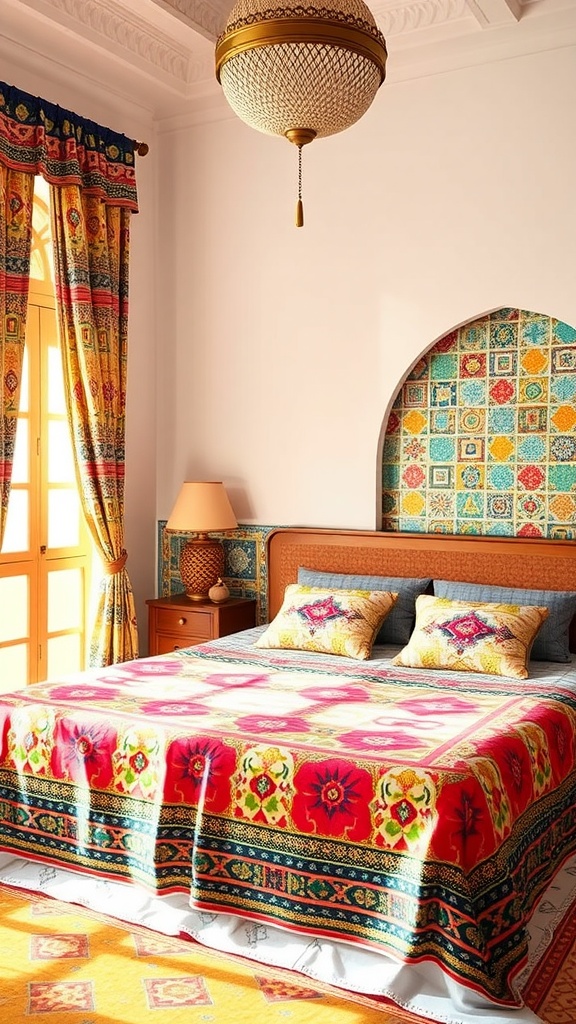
[381,307,576,538]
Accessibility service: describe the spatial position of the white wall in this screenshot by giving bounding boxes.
[157,44,576,532]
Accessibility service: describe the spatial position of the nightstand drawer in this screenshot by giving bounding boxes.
[155,633,206,654]
[155,607,211,638]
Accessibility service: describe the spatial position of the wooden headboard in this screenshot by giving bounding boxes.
[267,528,576,651]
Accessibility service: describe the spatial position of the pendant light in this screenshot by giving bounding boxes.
[215,0,387,226]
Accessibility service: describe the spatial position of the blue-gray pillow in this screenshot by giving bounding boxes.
[297,568,431,646]
[432,580,576,663]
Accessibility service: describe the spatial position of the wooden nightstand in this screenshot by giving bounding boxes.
[146,593,257,655]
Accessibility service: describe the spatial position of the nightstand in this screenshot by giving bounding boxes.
[146,593,257,655]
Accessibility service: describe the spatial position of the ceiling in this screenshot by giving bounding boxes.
[3,0,576,129]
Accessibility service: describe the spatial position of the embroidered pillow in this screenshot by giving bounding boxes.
[297,568,431,645]
[392,595,549,679]
[433,580,576,663]
[256,584,398,660]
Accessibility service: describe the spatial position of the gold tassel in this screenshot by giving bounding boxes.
[295,144,304,228]
[285,129,316,227]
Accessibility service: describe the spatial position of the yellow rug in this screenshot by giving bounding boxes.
[0,884,425,1024]
[0,882,572,1023]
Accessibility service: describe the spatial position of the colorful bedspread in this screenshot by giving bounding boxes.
[0,643,575,1006]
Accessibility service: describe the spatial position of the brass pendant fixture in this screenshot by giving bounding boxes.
[215,0,387,226]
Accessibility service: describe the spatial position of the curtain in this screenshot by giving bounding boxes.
[0,80,139,664]
[0,166,34,546]
[50,186,138,664]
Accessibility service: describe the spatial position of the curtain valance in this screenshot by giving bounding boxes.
[0,81,138,211]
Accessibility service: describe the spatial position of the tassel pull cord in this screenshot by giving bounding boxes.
[284,128,316,228]
[296,144,304,228]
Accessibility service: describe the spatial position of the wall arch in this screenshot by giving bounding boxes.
[380,307,576,538]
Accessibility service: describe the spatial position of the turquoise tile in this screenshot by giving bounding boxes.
[429,437,455,462]
[430,353,457,380]
[485,520,514,536]
[548,464,576,491]
[552,320,576,345]
[520,319,549,346]
[459,380,487,405]
[382,463,400,488]
[487,407,516,433]
[488,465,515,490]
[551,375,576,401]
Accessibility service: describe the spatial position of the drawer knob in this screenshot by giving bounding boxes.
[178,617,186,626]
[173,644,180,650]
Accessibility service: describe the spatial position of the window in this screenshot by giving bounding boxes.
[0,178,94,691]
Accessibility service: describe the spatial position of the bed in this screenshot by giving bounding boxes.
[1,527,576,1024]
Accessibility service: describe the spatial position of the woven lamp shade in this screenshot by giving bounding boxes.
[216,0,386,139]
[166,482,238,601]
[215,0,387,223]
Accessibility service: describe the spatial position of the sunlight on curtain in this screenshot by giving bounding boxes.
[50,186,138,664]
[0,79,140,665]
[0,165,34,546]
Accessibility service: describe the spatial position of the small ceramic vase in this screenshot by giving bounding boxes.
[209,578,230,603]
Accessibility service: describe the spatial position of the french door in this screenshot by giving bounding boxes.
[0,182,93,692]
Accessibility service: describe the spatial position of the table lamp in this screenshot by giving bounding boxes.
[165,481,238,600]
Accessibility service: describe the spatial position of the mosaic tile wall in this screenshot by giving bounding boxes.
[158,522,276,624]
[382,308,576,537]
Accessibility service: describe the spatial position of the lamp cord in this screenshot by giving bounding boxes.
[296,145,304,228]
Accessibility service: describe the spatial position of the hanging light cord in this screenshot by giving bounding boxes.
[296,144,304,227]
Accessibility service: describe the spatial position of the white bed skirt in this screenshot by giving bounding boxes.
[2,849,573,1024]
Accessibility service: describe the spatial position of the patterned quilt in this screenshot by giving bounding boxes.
[0,640,575,1006]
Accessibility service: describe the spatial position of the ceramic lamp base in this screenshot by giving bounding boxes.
[180,536,224,600]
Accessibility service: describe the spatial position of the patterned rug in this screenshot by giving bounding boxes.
[0,883,573,1024]
[523,899,576,1024]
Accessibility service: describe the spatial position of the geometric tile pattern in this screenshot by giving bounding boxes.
[382,307,576,538]
[158,521,278,624]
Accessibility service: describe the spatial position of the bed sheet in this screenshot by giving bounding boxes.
[193,624,576,685]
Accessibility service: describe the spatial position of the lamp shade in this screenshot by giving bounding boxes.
[215,0,387,225]
[215,0,387,142]
[166,482,238,534]
[165,482,238,599]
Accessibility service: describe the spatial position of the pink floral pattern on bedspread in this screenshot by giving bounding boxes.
[0,648,575,1006]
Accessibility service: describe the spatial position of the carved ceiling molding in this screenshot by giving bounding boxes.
[150,0,227,37]
[375,0,468,36]
[24,0,476,84]
[14,0,528,98]
[22,0,203,84]
[154,0,472,37]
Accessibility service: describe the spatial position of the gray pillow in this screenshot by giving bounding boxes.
[297,568,431,646]
[432,580,576,663]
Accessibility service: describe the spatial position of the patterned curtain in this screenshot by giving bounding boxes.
[50,187,138,665]
[0,80,140,664]
[0,165,34,546]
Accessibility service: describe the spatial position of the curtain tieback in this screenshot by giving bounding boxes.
[104,550,128,575]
